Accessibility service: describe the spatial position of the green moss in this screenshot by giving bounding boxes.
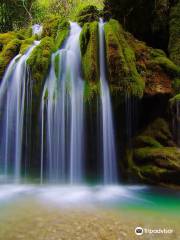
[42,16,60,39]
[170,93,180,110]
[27,37,55,96]
[104,19,145,98]
[134,147,180,169]
[16,27,33,40]
[169,0,180,66]
[150,55,180,77]
[80,21,99,83]
[84,81,100,102]
[76,5,99,26]
[142,118,173,147]
[20,37,35,55]
[0,32,17,52]
[55,21,70,50]
[134,135,163,148]
[0,39,21,80]
[54,54,60,79]
[128,146,180,185]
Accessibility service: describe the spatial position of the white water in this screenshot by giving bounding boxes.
[0,184,147,207]
[0,41,39,182]
[99,20,118,184]
[32,24,43,36]
[41,22,84,184]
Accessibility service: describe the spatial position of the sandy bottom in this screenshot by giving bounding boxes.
[0,185,180,240]
[0,200,179,240]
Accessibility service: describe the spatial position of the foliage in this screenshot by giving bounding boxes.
[32,0,103,23]
[0,0,35,32]
[0,0,103,33]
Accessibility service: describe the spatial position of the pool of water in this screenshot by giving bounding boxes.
[0,184,180,239]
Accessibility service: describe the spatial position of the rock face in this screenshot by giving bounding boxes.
[127,118,180,186]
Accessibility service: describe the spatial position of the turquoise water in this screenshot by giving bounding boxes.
[0,184,180,240]
[0,184,179,212]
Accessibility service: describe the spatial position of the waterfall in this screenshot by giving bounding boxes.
[0,41,40,182]
[99,19,118,184]
[32,24,43,36]
[41,22,84,184]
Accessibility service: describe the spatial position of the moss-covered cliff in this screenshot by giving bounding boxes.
[104,19,144,98]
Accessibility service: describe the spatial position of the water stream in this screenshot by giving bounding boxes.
[0,41,40,182]
[40,22,84,184]
[99,19,118,184]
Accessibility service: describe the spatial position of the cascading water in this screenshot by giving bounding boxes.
[0,41,40,182]
[41,22,84,184]
[99,19,118,184]
[32,24,43,36]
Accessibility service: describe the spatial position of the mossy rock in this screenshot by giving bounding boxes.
[169,0,180,66]
[134,147,180,168]
[42,17,60,39]
[139,118,174,147]
[132,147,180,185]
[55,21,70,50]
[134,135,163,148]
[0,39,21,81]
[126,116,180,186]
[104,19,145,98]
[84,81,100,102]
[126,33,176,96]
[20,37,35,55]
[76,5,99,26]
[16,27,33,40]
[0,32,17,52]
[27,36,55,97]
[80,21,99,83]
